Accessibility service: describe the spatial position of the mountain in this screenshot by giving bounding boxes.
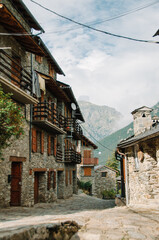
[78,101,123,141]
[96,102,159,165]
[94,122,133,165]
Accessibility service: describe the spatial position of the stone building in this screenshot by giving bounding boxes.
[118,106,159,207]
[78,135,98,194]
[78,136,116,198]
[0,0,84,207]
[94,165,117,198]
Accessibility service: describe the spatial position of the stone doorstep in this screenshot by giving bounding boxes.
[0,221,81,240]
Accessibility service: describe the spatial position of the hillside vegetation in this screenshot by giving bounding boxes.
[96,102,159,165]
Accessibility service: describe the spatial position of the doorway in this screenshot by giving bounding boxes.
[57,170,64,199]
[10,162,22,206]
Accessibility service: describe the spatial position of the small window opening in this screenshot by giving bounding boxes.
[142,113,146,117]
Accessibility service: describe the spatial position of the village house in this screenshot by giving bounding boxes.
[0,0,84,207]
[93,165,117,198]
[117,106,159,207]
[78,135,98,194]
[78,135,116,198]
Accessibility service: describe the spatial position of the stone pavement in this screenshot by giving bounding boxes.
[0,192,159,240]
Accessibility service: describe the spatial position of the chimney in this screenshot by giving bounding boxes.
[131,106,153,136]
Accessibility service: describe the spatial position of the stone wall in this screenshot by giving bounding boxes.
[0,104,30,207]
[126,140,159,205]
[94,167,116,198]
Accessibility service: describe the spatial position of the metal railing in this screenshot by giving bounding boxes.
[33,102,64,128]
[0,49,32,94]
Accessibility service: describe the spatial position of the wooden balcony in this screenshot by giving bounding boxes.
[56,148,63,162]
[0,49,38,104]
[65,118,83,140]
[65,149,81,164]
[32,102,66,134]
[82,158,99,166]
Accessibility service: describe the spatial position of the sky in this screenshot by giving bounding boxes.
[23,0,159,126]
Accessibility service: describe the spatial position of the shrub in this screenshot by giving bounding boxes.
[0,86,24,159]
[101,189,116,199]
[78,180,92,191]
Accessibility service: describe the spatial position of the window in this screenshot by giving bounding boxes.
[53,171,56,189]
[49,64,56,79]
[32,129,44,154]
[84,167,91,176]
[48,135,57,156]
[35,55,43,64]
[101,172,107,177]
[47,170,56,190]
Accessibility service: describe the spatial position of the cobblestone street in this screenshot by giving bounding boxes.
[0,192,159,240]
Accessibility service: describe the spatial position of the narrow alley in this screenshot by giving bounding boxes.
[0,192,158,240]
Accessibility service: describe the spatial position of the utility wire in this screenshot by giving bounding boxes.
[45,0,159,34]
[81,124,113,152]
[30,0,159,44]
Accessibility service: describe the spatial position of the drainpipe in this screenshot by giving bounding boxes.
[29,53,33,161]
[125,155,129,206]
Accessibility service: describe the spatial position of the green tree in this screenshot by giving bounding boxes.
[0,85,24,159]
[106,151,120,176]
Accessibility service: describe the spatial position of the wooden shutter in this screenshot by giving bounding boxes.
[47,172,51,190]
[53,103,56,124]
[84,167,91,176]
[54,137,57,156]
[41,131,44,154]
[53,171,56,189]
[65,170,68,186]
[65,139,67,151]
[49,64,54,77]
[84,150,91,158]
[48,135,51,156]
[64,105,67,117]
[35,55,42,64]
[32,128,37,153]
[69,170,72,184]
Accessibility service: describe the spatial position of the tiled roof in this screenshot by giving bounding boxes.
[118,124,159,148]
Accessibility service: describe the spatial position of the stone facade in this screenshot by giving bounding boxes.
[118,106,159,206]
[124,141,159,206]
[0,0,82,207]
[94,166,116,198]
[78,136,116,198]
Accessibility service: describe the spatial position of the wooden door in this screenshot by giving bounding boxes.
[34,172,39,204]
[11,55,21,88]
[10,162,22,206]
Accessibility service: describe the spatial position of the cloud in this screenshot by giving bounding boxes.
[24,0,159,126]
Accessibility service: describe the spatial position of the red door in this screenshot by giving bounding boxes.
[10,162,22,206]
[34,172,39,204]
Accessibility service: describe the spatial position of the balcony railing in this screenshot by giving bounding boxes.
[65,118,83,139]
[65,149,81,164]
[33,102,65,133]
[56,148,63,162]
[82,158,99,165]
[0,49,32,94]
